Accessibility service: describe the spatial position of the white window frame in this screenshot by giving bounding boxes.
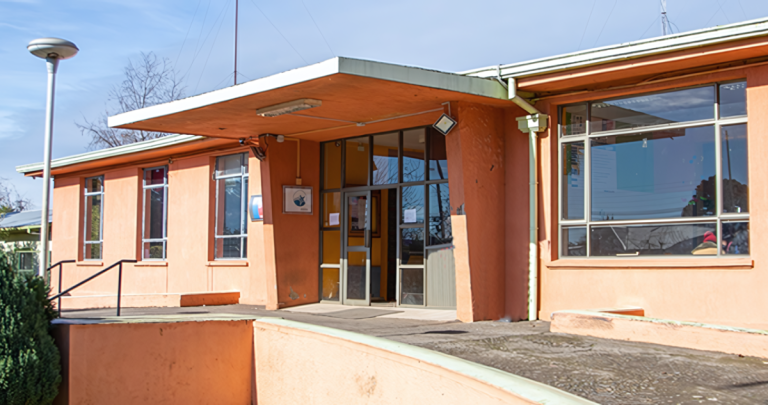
[83,175,104,260]
[142,166,168,260]
[214,153,249,260]
[558,81,749,259]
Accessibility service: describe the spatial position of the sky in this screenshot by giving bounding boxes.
[2,0,768,208]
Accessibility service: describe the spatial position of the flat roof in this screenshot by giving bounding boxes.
[0,209,51,229]
[463,16,768,79]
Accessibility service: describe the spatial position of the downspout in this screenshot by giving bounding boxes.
[508,77,548,321]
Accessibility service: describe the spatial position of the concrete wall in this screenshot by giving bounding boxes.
[51,316,594,404]
[537,65,768,329]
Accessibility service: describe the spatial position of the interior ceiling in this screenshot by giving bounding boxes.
[113,73,511,144]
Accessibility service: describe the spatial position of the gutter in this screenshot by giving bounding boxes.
[508,78,547,321]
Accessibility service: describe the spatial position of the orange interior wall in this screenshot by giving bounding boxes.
[537,65,768,329]
[262,140,320,308]
[446,101,507,321]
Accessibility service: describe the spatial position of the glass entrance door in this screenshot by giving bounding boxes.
[342,191,371,306]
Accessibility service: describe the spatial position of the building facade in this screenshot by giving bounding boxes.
[19,18,768,327]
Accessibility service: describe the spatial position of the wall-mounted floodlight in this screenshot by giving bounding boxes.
[433,113,457,135]
[256,99,322,117]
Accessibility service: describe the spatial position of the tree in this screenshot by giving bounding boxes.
[0,178,30,217]
[77,52,185,150]
[0,251,61,405]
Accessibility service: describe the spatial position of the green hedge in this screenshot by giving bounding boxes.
[0,253,61,404]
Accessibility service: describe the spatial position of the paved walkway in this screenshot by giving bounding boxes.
[62,304,768,404]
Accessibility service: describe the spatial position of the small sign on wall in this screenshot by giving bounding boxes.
[283,186,313,215]
[249,195,264,221]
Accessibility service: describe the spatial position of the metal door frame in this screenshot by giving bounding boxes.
[341,190,372,306]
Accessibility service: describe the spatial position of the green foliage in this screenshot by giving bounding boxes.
[0,251,60,404]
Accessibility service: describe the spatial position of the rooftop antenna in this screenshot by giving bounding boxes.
[661,0,670,36]
[234,0,239,85]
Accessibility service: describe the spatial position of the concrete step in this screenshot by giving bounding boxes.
[57,291,240,310]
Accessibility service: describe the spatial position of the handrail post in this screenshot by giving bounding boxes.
[57,262,63,318]
[116,262,122,317]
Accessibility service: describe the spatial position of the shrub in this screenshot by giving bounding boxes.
[0,252,61,404]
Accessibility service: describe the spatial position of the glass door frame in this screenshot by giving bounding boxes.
[341,190,372,306]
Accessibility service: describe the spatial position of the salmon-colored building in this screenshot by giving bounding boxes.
[18,18,768,327]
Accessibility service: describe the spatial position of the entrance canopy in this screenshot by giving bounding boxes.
[108,57,511,143]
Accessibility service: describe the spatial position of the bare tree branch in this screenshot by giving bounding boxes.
[0,178,30,216]
[77,52,186,150]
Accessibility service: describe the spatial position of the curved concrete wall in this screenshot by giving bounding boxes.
[253,318,595,405]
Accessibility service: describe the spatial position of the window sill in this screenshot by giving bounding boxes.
[76,261,103,267]
[207,260,249,267]
[135,261,168,267]
[547,258,753,270]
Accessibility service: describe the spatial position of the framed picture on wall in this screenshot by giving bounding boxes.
[349,190,381,237]
[283,186,313,214]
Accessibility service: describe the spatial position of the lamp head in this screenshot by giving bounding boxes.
[28,37,79,60]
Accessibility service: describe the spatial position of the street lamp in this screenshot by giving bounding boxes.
[28,38,79,278]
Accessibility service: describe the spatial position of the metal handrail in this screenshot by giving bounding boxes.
[46,260,76,317]
[48,259,138,316]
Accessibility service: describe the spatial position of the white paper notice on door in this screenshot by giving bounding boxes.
[404,209,417,223]
[329,213,340,226]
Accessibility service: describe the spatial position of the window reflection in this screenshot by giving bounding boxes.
[401,268,424,305]
[562,142,585,220]
[590,126,716,221]
[428,183,452,245]
[591,86,714,133]
[428,128,448,180]
[562,227,586,257]
[590,223,717,256]
[722,222,749,255]
[373,132,399,185]
[719,81,747,118]
[721,124,748,213]
[401,228,424,265]
[561,104,587,136]
[401,186,424,224]
[403,128,425,182]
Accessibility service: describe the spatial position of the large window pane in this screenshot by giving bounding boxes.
[428,129,448,180]
[719,81,746,118]
[345,137,369,187]
[401,228,424,265]
[721,124,748,213]
[401,186,424,224]
[322,142,342,189]
[346,251,366,300]
[143,188,164,239]
[401,268,424,305]
[403,128,425,182]
[322,230,340,264]
[562,142,585,220]
[561,104,587,136]
[590,223,717,256]
[373,132,399,185]
[322,192,341,228]
[722,222,749,255]
[562,227,586,257]
[590,86,714,133]
[428,183,452,245]
[217,178,243,235]
[216,154,243,177]
[590,126,716,221]
[85,195,102,241]
[321,267,340,301]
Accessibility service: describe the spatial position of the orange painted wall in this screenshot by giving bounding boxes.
[446,101,507,321]
[50,146,272,306]
[52,319,253,404]
[261,140,320,308]
[536,65,768,329]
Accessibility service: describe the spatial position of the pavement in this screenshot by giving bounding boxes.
[62,304,768,405]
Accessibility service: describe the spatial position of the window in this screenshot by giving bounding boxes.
[83,176,104,260]
[559,81,748,258]
[142,167,168,260]
[214,153,249,259]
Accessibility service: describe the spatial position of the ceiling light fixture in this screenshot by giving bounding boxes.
[256,99,322,117]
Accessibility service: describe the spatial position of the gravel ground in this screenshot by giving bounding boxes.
[63,305,768,404]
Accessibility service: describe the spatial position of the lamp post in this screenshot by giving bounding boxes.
[27,38,79,278]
